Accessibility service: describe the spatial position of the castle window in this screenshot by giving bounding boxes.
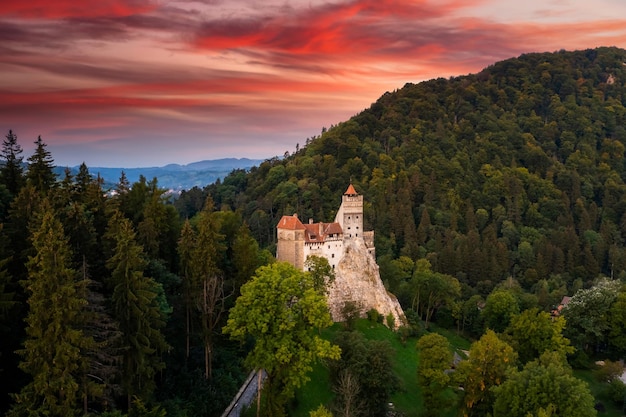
[328,245,330,249]
[332,254,335,258]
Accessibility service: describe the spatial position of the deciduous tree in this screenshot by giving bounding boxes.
[492,352,596,417]
[505,308,573,364]
[417,333,453,415]
[411,259,461,328]
[223,262,340,417]
[482,289,520,332]
[562,278,620,353]
[456,330,517,416]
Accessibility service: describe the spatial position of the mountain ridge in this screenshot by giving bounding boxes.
[54,157,264,191]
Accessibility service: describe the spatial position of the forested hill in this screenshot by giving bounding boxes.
[202,46,626,294]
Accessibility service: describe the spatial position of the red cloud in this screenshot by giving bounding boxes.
[194,0,484,55]
[0,0,157,19]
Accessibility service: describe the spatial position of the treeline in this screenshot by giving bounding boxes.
[0,131,271,416]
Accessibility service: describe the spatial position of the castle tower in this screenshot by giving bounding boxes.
[276,214,307,270]
[334,184,363,239]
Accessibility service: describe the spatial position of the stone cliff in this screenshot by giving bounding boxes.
[327,238,405,329]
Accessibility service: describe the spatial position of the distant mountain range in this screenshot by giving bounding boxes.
[54,158,264,191]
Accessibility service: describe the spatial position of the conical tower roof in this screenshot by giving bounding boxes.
[344,184,357,195]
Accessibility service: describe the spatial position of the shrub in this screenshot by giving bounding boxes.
[366,309,382,324]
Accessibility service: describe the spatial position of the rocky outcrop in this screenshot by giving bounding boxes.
[327,238,405,329]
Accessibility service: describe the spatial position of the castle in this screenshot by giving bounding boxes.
[276,184,375,270]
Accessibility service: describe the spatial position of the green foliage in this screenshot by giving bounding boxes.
[366,308,382,324]
[106,211,170,405]
[223,262,340,417]
[607,290,626,357]
[26,135,57,194]
[493,352,596,417]
[309,405,333,417]
[9,202,93,417]
[416,333,453,415]
[0,129,25,197]
[330,330,399,417]
[606,379,626,407]
[305,255,335,294]
[411,259,461,328]
[562,278,621,354]
[505,308,573,364]
[482,289,520,333]
[456,330,517,416]
[208,47,626,292]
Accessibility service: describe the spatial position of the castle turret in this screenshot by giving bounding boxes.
[334,184,363,239]
[276,214,306,270]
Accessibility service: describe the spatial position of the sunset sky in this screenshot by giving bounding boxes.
[2,0,626,167]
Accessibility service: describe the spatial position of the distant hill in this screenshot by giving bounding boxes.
[54,158,264,191]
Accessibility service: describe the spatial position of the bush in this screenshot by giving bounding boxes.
[569,348,591,370]
[341,301,361,330]
[366,309,382,324]
[607,378,626,406]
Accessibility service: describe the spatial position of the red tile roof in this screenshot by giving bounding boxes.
[277,215,306,230]
[344,184,357,195]
[324,222,343,235]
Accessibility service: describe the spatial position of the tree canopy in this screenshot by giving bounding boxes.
[223,262,341,417]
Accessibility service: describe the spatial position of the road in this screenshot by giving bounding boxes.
[221,370,267,417]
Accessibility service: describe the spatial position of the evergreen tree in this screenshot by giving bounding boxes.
[0,129,25,197]
[8,201,93,417]
[177,219,197,360]
[188,198,226,380]
[26,135,56,194]
[82,274,123,413]
[106,211,169,407]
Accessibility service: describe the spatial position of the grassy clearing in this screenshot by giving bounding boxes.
[574,369,624,417]
[291,320,622,417]
[291,319,465,417]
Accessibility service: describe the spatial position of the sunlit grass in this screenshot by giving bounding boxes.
[291,319,465,417]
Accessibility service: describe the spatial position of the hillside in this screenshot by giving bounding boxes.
[206,46,626,297]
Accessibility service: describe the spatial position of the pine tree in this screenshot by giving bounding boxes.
[8,201,93,417]
[81,267,123,413]
[177,219,197,360]
[26,135,57,194]
[0,129,25,197]
[106,211,169,407]
[192,198,225,380]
